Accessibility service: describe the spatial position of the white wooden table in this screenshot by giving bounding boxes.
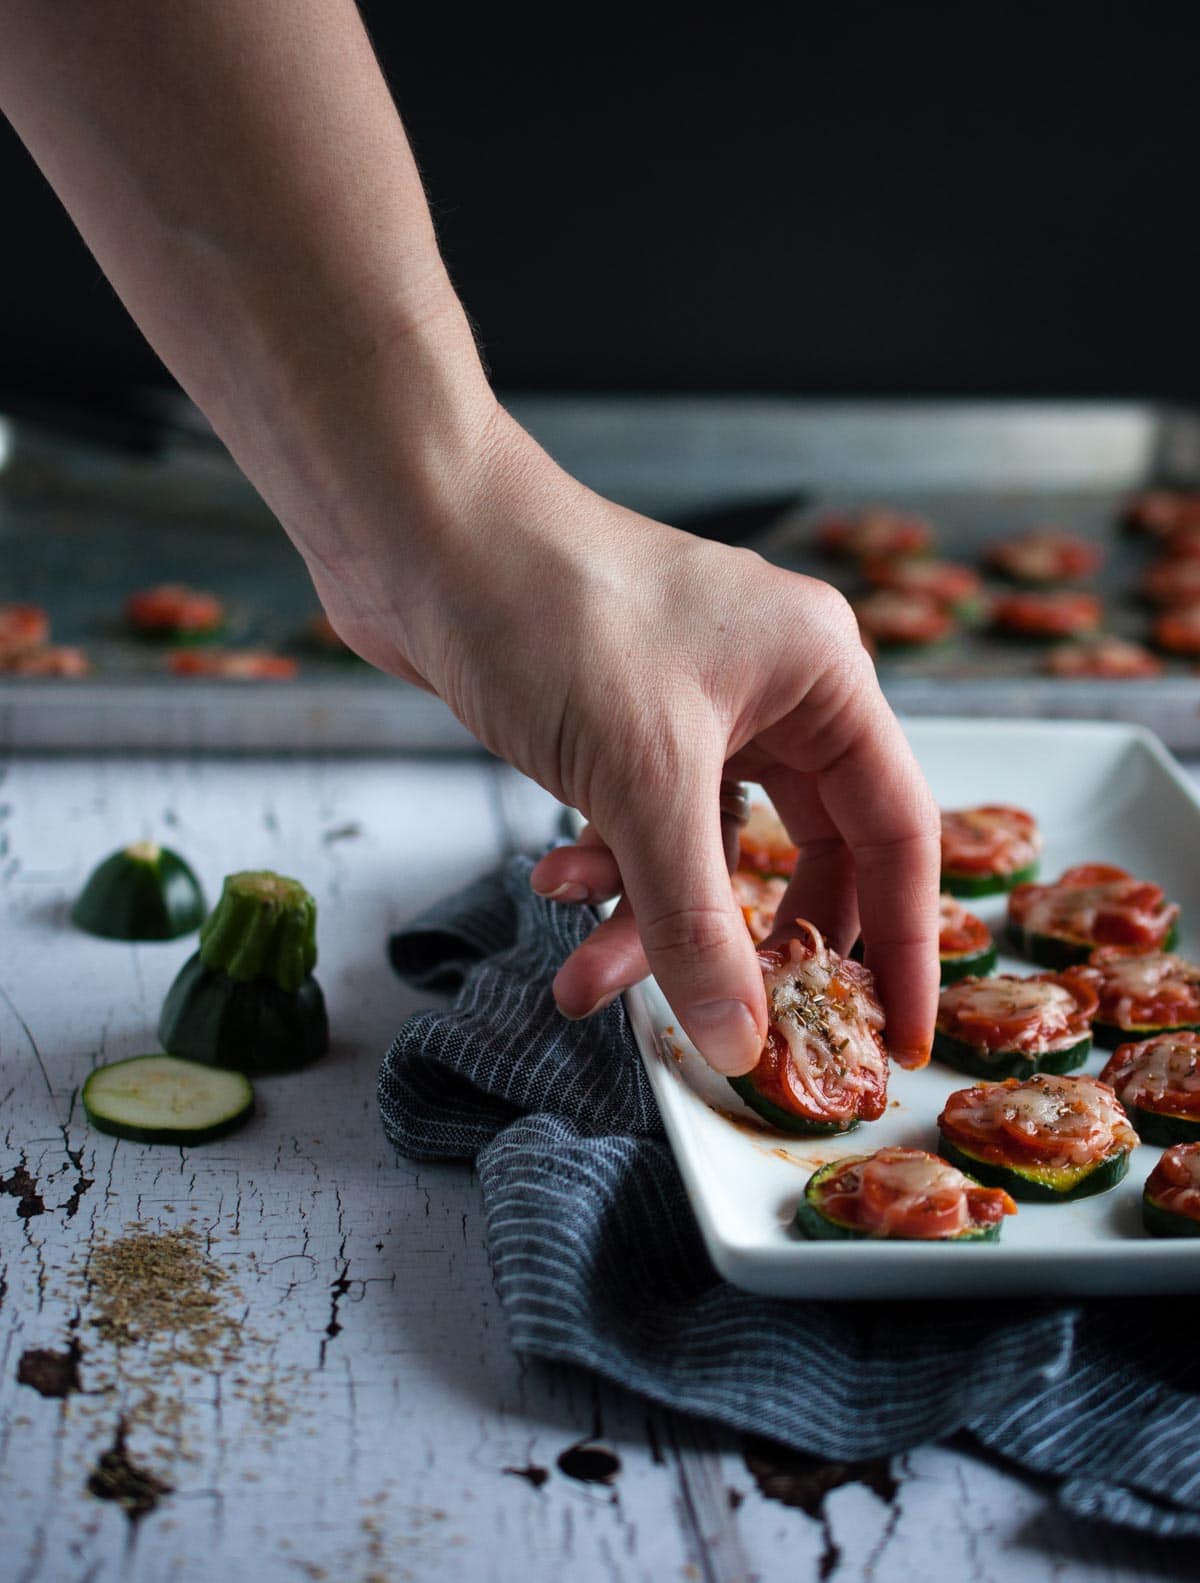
[1,751,1194,1583]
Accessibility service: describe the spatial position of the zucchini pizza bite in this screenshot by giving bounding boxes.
[940,804,1041,897]
[852,590,955,650]
[934,970,1096,1078]
[1043,636,1162,680]
[169,648,299,680]
[937,1072,1138,1202]
[1008,863,1179,969]
[985,529,1102,586]
[1081,946,1200,1046]
[1,644,91,677]
[938,893,996,984]
[1099,1033,1200,1146]
[736,804,798,879]
[0,603,50,661]
[729,921,890,1135]
[815,507,934,561]
[861,556,983,619]
[1123,490,1200,539]
[795,1148,1016,1242]
[1142,1142,1200,1238]
[1140,557,1200,608]
[1151,603,1200,658]
[127,583,225,642]
[990,590,1101,641]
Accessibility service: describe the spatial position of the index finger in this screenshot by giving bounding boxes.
[817,703,941,1067]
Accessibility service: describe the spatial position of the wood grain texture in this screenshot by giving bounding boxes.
[0,754,1188,1581]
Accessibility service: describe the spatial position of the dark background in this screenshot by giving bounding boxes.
[1,2,1197,415]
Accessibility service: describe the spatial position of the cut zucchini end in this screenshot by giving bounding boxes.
[939,943,998,985]
[199,870,318,988]
[726,1075,861,1136]
[1142,1193,1200,1238]
[159,953,329,1074]
[931,1029,1091,1081]
[82,1054,254,1146]
[938,1131,1130,1203]
[942,862,1038,899]
[71,843,207,942]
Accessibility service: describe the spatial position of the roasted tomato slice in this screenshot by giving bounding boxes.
[1083,946,1200,1033]
[1,645,91,677]
[939,1072,1137,1169]
[737,805,798,878]
[0,604,50,660]
[1101,1034,1200,1119]
[1043,637,1162,679]
[985,529,1102,585]
[1009,864,1178,952]
[941,805,1041,879]
[816,1149,1015,1238]
[862,557,982,609]
[991,590,1101,638]
[1144,1142,1200,1219]
[936,970,1097,1056]
[816,508,934,560]
[127,584,225,636]
[745,921,891,1125]
[1153,603,1200,656]
[853,590,955,648]
[169,649,298,680]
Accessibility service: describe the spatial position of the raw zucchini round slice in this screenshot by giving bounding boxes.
[71,842,207,941]
[82,1054,253,1145]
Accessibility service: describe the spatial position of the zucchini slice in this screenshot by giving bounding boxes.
[82,1054,253,1145]
[1010,919,1179,972]
[795,1154,1010,1241]
[72,842,206,942]
[937,1131,1129,1203]
[941,861,1038,899]
[727,1075,860,1136]
[940,942,998,985]
[1142,1194,1200,1238]
[158,870,328,1073]
[1093,1018,1200,1050]
[931,1029,1091,1081]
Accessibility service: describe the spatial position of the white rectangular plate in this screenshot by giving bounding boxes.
[619,719,1200,1298]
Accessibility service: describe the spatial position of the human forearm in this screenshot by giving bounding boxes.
[0,0,496,573]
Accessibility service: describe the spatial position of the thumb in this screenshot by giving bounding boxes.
[601,766,766,1076]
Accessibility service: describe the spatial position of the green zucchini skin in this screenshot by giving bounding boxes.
[82,1054,253,1146]
[931,1029,1091,1081]
[939,942,998,985]
[937,1131,1130,1202]
[158,953,328,1074]
[1010,920,1179,970]
[727,1075,860,1136]
[1142,1192,1200,1238]
[1092,1018,1200,1050]
[1123,1104,1200,1147]
[72,843,206,942]
[942,862,1038,899]
[795,1159,1002,1242]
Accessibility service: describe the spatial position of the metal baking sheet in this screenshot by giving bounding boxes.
[2,397,1199,751]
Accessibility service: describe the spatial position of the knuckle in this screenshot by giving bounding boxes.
[638,903,742,964]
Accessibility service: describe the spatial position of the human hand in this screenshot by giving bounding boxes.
[310,408,941,1076]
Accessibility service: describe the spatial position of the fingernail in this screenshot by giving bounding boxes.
[558,991,619,1021]
[686,1000,763,1076]
[533,880,590,903]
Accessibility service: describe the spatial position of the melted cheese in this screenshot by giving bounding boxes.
[939,976,1082,1052]
[954,1074,1136,1165]
[1019,878,1168,942]
[1111,1035,1200,1109]
[762,927,886,1118]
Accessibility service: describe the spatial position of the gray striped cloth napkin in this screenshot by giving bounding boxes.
[378,856,1200,1539]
